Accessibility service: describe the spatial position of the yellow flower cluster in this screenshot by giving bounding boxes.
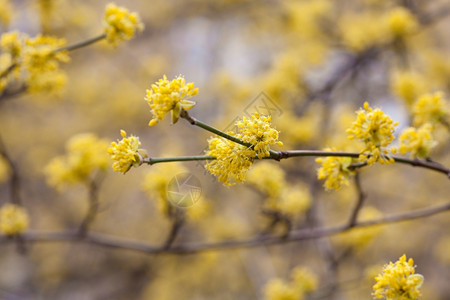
[142,162,187,217]
[264,266,318,300]
[347,102,398,165]
[205,136,255,186]
[373,255,424,300]
[396,124,436,159]
[108,130,147,174]
[316,150,355,191]
[237,113,283,159]
[384,7,418,39]
[146,75,198,126]
[103,3,144,46]
[391,71,427,106]
[0,0,13,27]
[45,133,110,190]
[0,203,29,236]
[412,92,448,127]
[339,7,418,52]
[0,31,69,95]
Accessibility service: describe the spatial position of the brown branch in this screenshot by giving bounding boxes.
[78,179,101,237]
[347,172,366,228]
[161,211,184,250]
[0,134,21,205]
[2,202,448,255]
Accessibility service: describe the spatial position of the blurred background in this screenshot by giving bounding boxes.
[0,0,449,299]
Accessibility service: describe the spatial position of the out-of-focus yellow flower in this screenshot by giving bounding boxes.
[1,31,22,59]
[186,197,211,222]
[142,162,187,216]
[0,203,29,236]
[291,267,318,294]
[347,102,398,165]
[316,149,355,191]
[146,75,198,126]
[264,279,299,300]
[412,92,448,127]
[384,7,418,39]
[373,255,423,300]
[45,133,109,190]
[247,161,286,199]
[396,123,437,158]
[103,3,144,46]
[0,155,10,184]
[23,34,69,72]
[336,206,383,249]
[0,0,13,27]
[205,136,255,186]
[108,130,147,174]
[391,71,428,106]
[271,185,311,218]
[237,113,283,159]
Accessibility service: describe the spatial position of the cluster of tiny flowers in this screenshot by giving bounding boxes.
[0,31,69,95]
[384,7,418,39]
[264,266,318,300]
[237,113,283,159]
[373,255,424,300]
[0,204,29,236]
[108,130,147,174]
[45,133,109,190]
[347,102,398,165]
[412,92,448,127]
[103,3,144,46]
[316,150,355,191]
[395,123,437,159]
[205,136,255,186]
[0,0,13,27]
[146,75,198,126]
[391,71,427,106]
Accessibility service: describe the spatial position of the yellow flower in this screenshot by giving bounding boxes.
[347,102,398,165]
[316,149,355,191]
[0,204,29,236]
[264,279,299,300]
[205,136,255,186]
[247,161,286,199]
[373,255,424,300]
[0,0,13,27]
[45,133,110,189]
[103,3,144,46]
[384,7,418,39]
[291,267,318,294]
[1,31,22,59]
[108,130,147,174]
[23,34,69,72]
[412,92,448,127]
[397,123,437,158]
[146,75,198,126]
[237,113,283,159]
[391,70,427,106]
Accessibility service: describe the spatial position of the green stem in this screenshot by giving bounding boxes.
[142,155,215,165]
[55,33,107,53]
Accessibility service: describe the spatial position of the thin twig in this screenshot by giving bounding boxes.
[2,202,448,255]
[161,212,184,250]
[78,178,101,237]
[0,134,21,205]
[347,172,366,228]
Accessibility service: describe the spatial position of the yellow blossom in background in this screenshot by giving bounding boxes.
[339,12,388,52]
[291,267,318,294]
[0,0,13,27]
[205,136,255,186]
[146,75,198,126]
[108,130,147,174]
[336,206,383,249]
[237,113,283,159]
[412,92,448,127]
[373,255,424,300]
[23,35,69,72]
[103,3,144,46]
[396,123,437,158]
[264,279,299,300]
[384,7,418,39]
[347,102,398,165]
[316,149,355,191]
[272,185,311,218]
[1,31,22,59]
[186,196,211,222]
[391,70,428,106]
[0,155,10,184]
[0,203,29,236]
[142,162,187,217]
[247,161,286,199]
[45,133,110,189]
